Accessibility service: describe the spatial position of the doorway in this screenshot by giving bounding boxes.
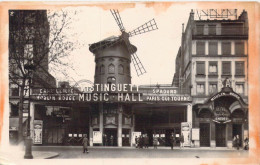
[104,128,117,146]
[215,124,226,147]
[122,129,130,146]
[200,123,210,147]
[233,124,242,147]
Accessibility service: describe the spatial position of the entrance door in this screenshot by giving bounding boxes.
[122,129,130,146]
[104,128,117,146]
[215,124,226,147]
[200,123,210,147]
[233,124,242,147]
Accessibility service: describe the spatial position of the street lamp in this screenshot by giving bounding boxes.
[24,62,35,159]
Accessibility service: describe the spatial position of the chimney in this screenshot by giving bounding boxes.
[182,23,185,33]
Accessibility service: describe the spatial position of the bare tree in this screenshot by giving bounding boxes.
[9,9,79,143]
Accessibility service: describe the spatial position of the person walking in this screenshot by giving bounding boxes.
[169,132,175,150]
[135,136,138,148]
[153,137,158,149]
[235,135,240,150]
[180,133,184,148]
[110,135,114,146]
[82,134,89,153]
[144,135,149,148]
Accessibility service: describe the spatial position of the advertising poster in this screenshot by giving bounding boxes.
[33,120,43,144]
[93,131,102,144]
[0,1,259,165]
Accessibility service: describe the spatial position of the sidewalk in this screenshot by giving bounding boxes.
[33,145,238,151]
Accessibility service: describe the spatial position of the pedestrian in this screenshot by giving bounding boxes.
[110,135,114,146]
[153,137,158,149]
[135,136,138,148]
[141,135,144,149]
[144,135,149,148]
[82,134,89,153]
[103,134,107,146]
[180,133,184,148]
[244,137,249,150]
[235,135,240,150]
[169,132,175,150]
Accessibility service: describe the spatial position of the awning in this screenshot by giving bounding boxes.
[9,117,27,131]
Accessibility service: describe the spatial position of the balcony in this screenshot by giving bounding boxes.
[193,26,248,40]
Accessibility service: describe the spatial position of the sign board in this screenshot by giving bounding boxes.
[192,128,200,140]
[33,120,43,144]
[213,106,231,123]
[93,131,102,143]
[181,122,191,146]
[131,132,141,145]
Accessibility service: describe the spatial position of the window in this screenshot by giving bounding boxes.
[10,84,19,96]
[222,61,231,76]
[118,64,124,74]
[209,83,218,94]
[222,42,231,55]
[208,25,216,35]
[235,61,245,76]
[196,25,204,35]
[107,77,116,85]
[100,65,105,74]
[108,64,115,74]
[208,42,218,55]
[235,42,244,55]
[236,83,244,95]
[197,83,205,95]
[196,62,205,76]
[208,62,218,75]
[196,42,205,55]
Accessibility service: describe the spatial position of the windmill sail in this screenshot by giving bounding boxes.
[110,9,125,32]
[129,19,158,37]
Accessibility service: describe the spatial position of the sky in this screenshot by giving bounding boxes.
[49,3,198,86]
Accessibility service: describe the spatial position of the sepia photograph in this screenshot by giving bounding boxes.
[0,1,259,165]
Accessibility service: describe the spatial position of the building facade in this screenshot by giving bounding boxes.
[9,10,56,144]
[173,9,249,148]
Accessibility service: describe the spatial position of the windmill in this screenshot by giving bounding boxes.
[89,9,158,76]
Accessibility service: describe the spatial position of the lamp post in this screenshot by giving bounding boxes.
[24,62,35,159]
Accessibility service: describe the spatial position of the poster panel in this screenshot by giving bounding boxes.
[33,120,43,144]
[192,128,200,141]
[93,131,102,144]
[131,132,141,145]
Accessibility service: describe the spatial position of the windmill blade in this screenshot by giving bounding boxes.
[131,53,147,76]
[89,37,123,52]
[129,19,158,37]
[110,9,125,32]
[124,40,146,76]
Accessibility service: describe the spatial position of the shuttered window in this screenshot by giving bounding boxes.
[208,42,218,55]
[235,42,244,55]
[222,61,231,75]
[196,42,205,55]
[208,61,218,75]
[196,25,204,35]
[209,83,218,94]
[197,83,205,95]
[196,62,205,75]
[222,42,231,55]
[208,25,216,35]
[235,83,244,95]
[235,61,245,76]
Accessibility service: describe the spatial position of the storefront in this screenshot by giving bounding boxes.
[193,87,248,148]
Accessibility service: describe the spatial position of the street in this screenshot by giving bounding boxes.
[32,146,249,159]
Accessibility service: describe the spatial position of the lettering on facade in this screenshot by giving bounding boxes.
[213,106,231,123]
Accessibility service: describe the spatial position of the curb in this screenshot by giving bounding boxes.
[45,153,59,159]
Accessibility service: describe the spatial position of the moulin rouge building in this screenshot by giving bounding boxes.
[9,9,248,148]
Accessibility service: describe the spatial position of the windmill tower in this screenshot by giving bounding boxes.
[89,9,158,85]
[88,9,158,147]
